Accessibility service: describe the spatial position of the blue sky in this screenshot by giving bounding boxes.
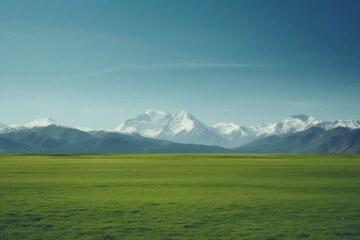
[1,0,359,128]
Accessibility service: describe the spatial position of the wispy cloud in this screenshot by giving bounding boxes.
[71,62,266,78]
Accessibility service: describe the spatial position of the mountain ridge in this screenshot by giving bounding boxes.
[0,111,359,153]
[115,110,360,147]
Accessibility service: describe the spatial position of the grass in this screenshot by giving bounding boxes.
[0,154,359,239]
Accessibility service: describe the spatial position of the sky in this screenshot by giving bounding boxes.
[0,0,359,129]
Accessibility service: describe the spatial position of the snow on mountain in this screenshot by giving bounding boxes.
[115,109,196,138]
[213,123,256,146]
[245,115,360,138]
[168,110,197,134]
[5,112,358,149]
[276,114,319,133]
[214,114,321,146]
[250,123,277,136]
[0,125,30,134]
[115,109,173,137]
[115,109,232,147]
[213,123,241,135]
[214,114,319,139]
[252,114,320,136]
[165,110,233,147]
[116,111,360,148]
[25,118,58,128]
[75,126,94,132]
[316,120,360,130]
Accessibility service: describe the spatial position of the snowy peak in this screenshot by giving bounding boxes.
[288,114,319,127]
[317,120,360,130]
[214,114,320,140]
[114,109,232,147]
[25,118,58,128]
[115,109,201,137]
[332,120,360,129]
[213,123,240,134]
[274,114,319,135]
[0,125,29,133]
[213,122,255,146]
[170,110,198,134]
[115,110,172,137]
[248,114,319,137]
[213,115,319,138]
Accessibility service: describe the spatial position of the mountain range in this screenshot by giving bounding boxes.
[115,110,360,148]
[0,123,226,154]
[0,110,359,153]
[235,127,360,154]
[115,109,232,147]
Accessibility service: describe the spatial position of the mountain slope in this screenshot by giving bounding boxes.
[235,127,360,153]
[62,132,227,153]
[32,125,93,145]
[0,137,31,153]
[0,126,227,153]
[0,126,64,150]
[335,129,360,153]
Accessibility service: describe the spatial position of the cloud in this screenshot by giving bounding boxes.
[72,62,266,78]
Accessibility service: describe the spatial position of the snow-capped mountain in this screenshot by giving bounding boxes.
[0,118,61,133]
[316,120,360,130]
[213,123,256,146]
[251,114,320,136]
[164,110,232,147]
[25,118,59,128]
[116,111,360,148]
[1,112,359,150]
[116,109,232,147]
[0,125,32,134]
[213,114,320,145]
[116,109,173,137]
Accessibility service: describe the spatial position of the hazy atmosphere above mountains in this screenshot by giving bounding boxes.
[1,0,359,129]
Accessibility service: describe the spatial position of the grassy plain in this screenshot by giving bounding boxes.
[0,154,359,239]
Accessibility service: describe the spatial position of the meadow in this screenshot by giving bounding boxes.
[0,154,359,240]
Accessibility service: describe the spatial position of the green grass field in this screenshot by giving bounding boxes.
[0,154,359,240]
